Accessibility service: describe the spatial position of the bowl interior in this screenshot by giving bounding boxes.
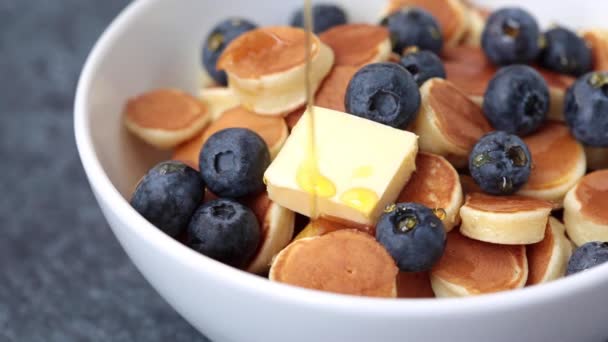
[76,0,608,308]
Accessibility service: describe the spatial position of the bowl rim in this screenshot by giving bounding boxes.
[74,0,608,316]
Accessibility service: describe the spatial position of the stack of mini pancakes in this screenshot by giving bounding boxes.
[122,0,608,298]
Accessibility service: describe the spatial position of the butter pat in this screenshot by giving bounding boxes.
[264,106,418,225]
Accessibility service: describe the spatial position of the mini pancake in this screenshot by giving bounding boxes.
[319,24,391,67]
[517,122,586,207]
[396,272,435,298]
[285,106,305,131]
[526,217,573,286]
[172,106,288,168]
[564,170,608,246]
[460,0,491,18]
[243,192,295,275]
[443,48,489,103]
[124,89,210,149]
[460,174,483,196]
[217,26,334,115]
[314,65,359,112]
[283,65,358,130]
[581,29,608,71]
[585,146,608,171]
[382,0,470,47]
[269,230,398,298]
[397,152,463,231]
[460,5,486,46]
[430,230,528,297]
[294,217,375,241]
[540,69,576,122]
[199,87,240,120]
[410,78,492,168]
[459,193,553,245]
[443,46,575,120]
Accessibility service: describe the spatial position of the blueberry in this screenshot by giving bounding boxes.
[469,131,532,195]
[376,203,446,272]
[483,65,549,136]
[380,7,443,55]
[199,128,270,198]
[345,62,421,128]
[202,18,257,86]
[567,242,608,276]
[188,199,260,268]
[539,27,592,77]
[564,72,608,147]
[399,49,446,86]
[130,161,204,237]
[481,7,541,65]
[290,3,347,34]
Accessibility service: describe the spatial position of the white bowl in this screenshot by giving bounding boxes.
[75,1,608,341]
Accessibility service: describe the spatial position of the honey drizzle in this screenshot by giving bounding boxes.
[304,0,320,219]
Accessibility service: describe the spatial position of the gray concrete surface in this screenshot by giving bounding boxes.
[0,1,209,341]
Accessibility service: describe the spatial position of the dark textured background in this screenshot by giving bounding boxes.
[0,1,209,341]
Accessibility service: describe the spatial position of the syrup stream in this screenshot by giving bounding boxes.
[303,0,320,220]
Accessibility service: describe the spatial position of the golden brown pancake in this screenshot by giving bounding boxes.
[217,26,334,115]
[384,0,469,46]
[443,47,575,108]
[123,89,210,149]
[172,106,288,168]
[460,193,553,245]
[518,121,586,206]
[294,217,375,241]
[459,8,485,46]
[461,0,491,19]
[269,230,398,297]
[218,26,313,79]
[460,174,483,196]
[564,170,608,246]
[320,24,390,67]
[125,89,206,130]
[282,65,358,130]
[285,106,305,131]
[426,79,491,150]
[431,230,528,297]
[242,192,272,228]
[458,0,490,46]
[411,78,492,167]
[396,272,435,298]
[443,45,490,66]
[526,217,572,286]
[242,192,295,274]
[315,65,358,112]
[582,30,608,71]
[464,193,553,213]
[397,152,463,231]
[585,146,608,171]
[574,170,608,225]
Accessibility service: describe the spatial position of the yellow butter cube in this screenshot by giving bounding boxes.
[264,106,418,225]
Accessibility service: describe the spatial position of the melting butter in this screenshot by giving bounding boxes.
[340,188,379,216]
[352,165,373,178]
[296,159,337,198]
